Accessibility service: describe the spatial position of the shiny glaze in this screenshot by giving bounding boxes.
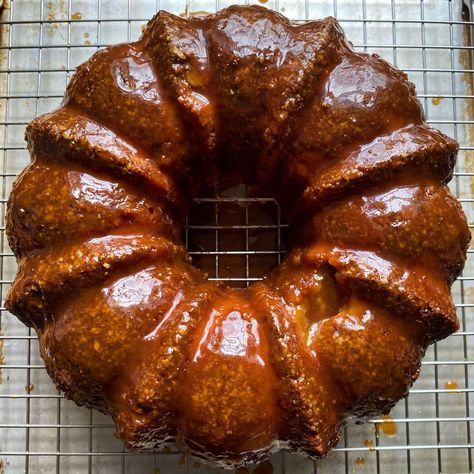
[445,380,459,392]
[379,415,398,437]
[7,159,177,257]
[312,296,424,416]
[309,178,470,282]
[364,439,375,450]
[4,5,470,469]
[178,294,280,460]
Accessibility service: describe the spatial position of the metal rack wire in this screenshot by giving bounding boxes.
[0,0,473,473]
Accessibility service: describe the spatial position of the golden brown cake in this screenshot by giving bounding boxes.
[5,5,470,468]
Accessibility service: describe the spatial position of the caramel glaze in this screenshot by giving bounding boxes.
[4,5,470,468]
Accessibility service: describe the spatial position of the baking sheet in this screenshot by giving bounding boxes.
[0,1,473,473]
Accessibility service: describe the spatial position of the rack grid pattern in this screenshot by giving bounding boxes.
[1,0,474,473]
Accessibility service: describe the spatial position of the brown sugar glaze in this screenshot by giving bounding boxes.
[4,5,470,469]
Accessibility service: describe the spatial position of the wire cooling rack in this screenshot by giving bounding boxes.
[1,0,474,473]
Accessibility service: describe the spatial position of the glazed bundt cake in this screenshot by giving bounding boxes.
[5,5,470,468]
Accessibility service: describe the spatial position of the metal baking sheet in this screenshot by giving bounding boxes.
[0,0,473,473]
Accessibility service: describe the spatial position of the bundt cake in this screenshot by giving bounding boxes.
[5,5,470,468]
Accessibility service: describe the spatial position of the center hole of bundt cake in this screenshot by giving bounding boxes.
[184,183,289,288]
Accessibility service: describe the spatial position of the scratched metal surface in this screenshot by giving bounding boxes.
[0,0,473,473]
